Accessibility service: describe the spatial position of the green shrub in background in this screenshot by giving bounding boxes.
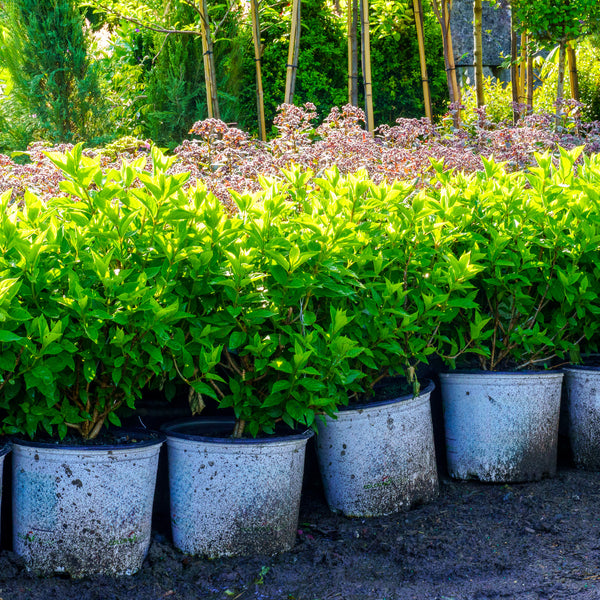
[528,39,600,121]
[236,0,347,134]
[0,0,105,144]
[461,76,513,125]
[92,21,148,141]
[370,0,447,123]
[233,0,447,135]
[576,39,600,121]
[118,3,243,147]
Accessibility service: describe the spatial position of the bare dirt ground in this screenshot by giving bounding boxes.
[1,443,599,600]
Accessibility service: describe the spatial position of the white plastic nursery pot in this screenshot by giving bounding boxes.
[0,441,11,545]
[12,430,165,576]
[440,371,563,483]
[163,418,313,558]
[564,366,600,470]
[315,381,439,518]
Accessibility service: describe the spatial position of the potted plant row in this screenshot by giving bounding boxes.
[4,142,600,573]
[432,150,600,482]
[301,169,481,517]
[0,145,197,575]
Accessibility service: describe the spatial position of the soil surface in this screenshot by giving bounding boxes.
[1,449,600,600]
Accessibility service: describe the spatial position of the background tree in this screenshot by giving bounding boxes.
[511,0,600,124]
[348,0,359,105]
[412,0,432,119]
[473,0,484,107]
[0,0,103,142]
[371,0,445,123]
[430,0,460,125]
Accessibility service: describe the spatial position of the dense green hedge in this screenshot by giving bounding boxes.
[1,145,599,440]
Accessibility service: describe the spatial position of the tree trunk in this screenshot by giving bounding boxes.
[431,0,460,126]
[567,43,579,102]
[510,10,519,124]
[555,38,567,127]
[360,0,374,131]
[473,0,484,107]
[285,0,301,104]
[348,0,359,106]
[519,32,527,106]
[250,0,266,140]
[413,0,432,119]
[199,0,219,119]
[526,39,534,114]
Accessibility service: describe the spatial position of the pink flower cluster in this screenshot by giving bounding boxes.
[2,103,600,209]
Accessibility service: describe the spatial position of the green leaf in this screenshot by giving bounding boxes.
[0,331,23,343]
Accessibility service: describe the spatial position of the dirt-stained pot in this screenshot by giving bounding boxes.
[162,418,313,558]
[315,380,439,517]
[440,371,563,483]
[564,366,600,470]
[0,441,11,545]
[12,431,165,576]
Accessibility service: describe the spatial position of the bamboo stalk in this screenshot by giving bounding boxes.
[285,0,301,104]
[556,38,567,128]
[567,42,579,102]
[412,0,432,119]
[198,0,219,119]
[510,11,519,124]
[250,0,266,140]
[519,32,527,106]
[360,0,374,131]
[348,0,359,106]
[473,0,484,107]
[526,35,534,113]
[431,0,460,126]
[444,0,460,125]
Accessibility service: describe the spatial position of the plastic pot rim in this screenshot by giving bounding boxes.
[161,417,314,445]
[11,429,166,451]
[339,379,435,413]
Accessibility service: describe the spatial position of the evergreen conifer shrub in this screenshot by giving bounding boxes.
[0,0,103,142]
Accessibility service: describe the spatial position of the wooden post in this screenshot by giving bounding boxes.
[348,0,359,106]
[284,0,301,104]
[444,1,460,113]
[412,0,432,119]
[360,0,374,131]
[250,0,266,140]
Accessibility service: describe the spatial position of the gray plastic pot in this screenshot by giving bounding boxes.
[564,366,600,470]
[0,442,11,545]
[315,381,438,517]
[12,431,164,576]
[440,371,563,482]
[163,418,313,558]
